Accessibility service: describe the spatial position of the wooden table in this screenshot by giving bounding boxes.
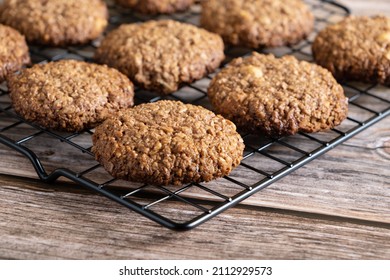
[0,0,389,260]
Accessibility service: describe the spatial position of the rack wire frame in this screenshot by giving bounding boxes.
[0,0,389,231]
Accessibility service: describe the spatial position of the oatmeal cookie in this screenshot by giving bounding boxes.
[114,0,194,14]
[312,15,390,85]
[8,60,134,132]
[94,20,225,95]
[200,0,314,48]
[92,100,244,186]
[0,24,30,82]
[207,53,348,137]
[0,0,108,46]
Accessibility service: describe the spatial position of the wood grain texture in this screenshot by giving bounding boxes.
[0,175,389,260]
[0,0,389,260]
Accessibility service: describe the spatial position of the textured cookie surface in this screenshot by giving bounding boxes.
[8,60,134,132]
[0,24,30,82]
[313,15,390,85]
[208,53,348,137]
[94,20,225,94]
[0,0,108,46]
[200,0,314,48]
[114,0,194,14]
[92,100,244,186]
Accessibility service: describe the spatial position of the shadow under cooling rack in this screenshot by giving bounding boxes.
[0,0,390,230]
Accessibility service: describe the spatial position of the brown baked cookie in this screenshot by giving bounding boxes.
[114,0,194,14]
[8,60,134,132]
[0,0,108,46]
[207,53,348,137]
[92,100,244,186]
[200,0,314,48]
[312,15,390,85]
[0,24,30,82]
[94,20,225,95]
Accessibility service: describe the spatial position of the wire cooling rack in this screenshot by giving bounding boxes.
[0,0,389,230]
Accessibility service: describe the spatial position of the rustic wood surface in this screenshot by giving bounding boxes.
[0,0,389,259]
[1,175,389,260]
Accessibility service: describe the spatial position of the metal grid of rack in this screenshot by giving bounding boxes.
[0,0,389,230]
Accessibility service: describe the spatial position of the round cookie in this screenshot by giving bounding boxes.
[0,24,30,82]
[94,20,225,95]
[0,0,108,46]
[8,60,134,132]
[200,0,314,48]
[207,53,348,137]
[312,15,390,85]
[114,0,194,14]
[92,100,244,186]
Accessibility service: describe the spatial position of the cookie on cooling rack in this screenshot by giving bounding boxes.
[207,52,349,137]
[0,24,30,82]
[313,15,390,85]
[200,0,314,48]
[92,100,244,186]
[94,20,225,95]
[7,60,134,132]
[0,0,108,46]
[114,0,194,14]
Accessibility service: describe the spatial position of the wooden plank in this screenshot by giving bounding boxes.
[0,175,389,260]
